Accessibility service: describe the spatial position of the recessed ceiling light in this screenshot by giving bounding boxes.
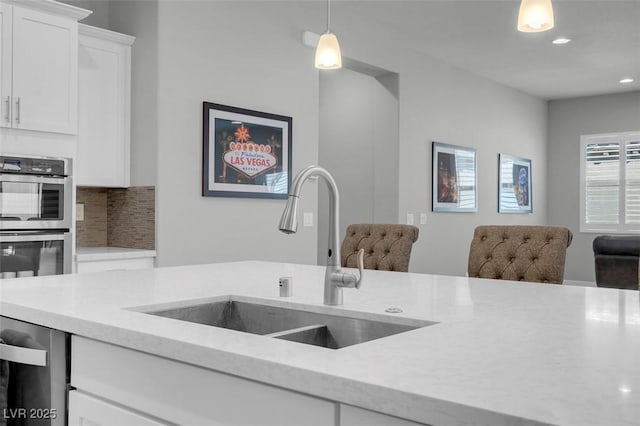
[620,78,635,84]
[552,37,571,45]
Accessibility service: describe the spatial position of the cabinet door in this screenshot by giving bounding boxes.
[77,33,130,186]
[11,7,77,134]
[69,390,169,426]
[0,3,11,128]
[72,336,338,426]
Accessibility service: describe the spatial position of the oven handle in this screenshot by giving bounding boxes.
[0,233,67,243]
[0,174,69,184]
[0,342,47,367]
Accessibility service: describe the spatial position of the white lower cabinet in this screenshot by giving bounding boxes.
[68,391,169,426]
[75,256,154,273]
[340,405,428,426]
[70,337,429,426]
[75,248,156,273]
[71,337,338,426]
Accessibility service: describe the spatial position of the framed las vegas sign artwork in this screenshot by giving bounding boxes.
[202,102,292,199]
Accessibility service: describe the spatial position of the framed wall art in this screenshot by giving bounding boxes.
[432,142,477,212]
[203,102,292,199]
[498,154,532,213]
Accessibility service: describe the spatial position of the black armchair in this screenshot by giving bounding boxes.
[593,235,640,290]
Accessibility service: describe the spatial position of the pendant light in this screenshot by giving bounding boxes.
[517,0,555,32]
[315,0,342,69]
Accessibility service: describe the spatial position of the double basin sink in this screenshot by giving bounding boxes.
[132,296,435,350]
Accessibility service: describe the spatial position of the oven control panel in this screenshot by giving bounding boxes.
[0,155,68,177]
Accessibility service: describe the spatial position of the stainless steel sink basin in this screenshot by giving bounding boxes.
[132,297,435,349]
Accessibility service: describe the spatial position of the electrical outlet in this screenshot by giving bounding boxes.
[406,213,414,225]
[303,212,313,227]
[77,203,85,221]
[420,213,428,225]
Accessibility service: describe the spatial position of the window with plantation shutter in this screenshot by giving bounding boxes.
[580,132,640,233]
[625,141,640,224]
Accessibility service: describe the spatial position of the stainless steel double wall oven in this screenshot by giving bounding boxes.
[0,155,72,278]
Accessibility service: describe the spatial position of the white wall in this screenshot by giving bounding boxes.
[548,91,640,282]
[318,68,399,264]
[154,1,319,266]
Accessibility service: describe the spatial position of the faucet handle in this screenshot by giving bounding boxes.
[355,248,365,289]
[332,249,365,290]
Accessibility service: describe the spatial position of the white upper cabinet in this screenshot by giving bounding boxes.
[76,24,134,187]
[0,3,12,127]
[12,7,77,133]
[0,0,89,134]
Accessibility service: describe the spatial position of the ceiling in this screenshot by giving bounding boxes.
[331,0,640,100]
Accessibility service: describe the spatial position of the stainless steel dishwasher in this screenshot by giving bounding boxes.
[0,316,68,426]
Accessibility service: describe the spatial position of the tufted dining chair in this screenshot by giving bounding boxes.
[467,225,573,284]
[341,224,419,272]
[593,235,640,290]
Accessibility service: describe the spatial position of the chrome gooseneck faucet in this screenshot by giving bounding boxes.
[279,165,364,305]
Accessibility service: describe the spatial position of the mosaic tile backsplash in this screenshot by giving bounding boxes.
[76,186,155,250]
[76,187,108,247]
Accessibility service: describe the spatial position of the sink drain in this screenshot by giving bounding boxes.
[385,307,403,314]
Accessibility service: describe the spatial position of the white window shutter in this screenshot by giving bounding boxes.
[625,140,640,224]
[581,132,640,233]
[584,142,620,226]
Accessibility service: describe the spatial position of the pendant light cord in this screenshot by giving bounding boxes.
[327,0,331,31]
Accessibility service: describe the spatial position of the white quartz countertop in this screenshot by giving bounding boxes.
[1,261,639,426]
[75,246,157,262]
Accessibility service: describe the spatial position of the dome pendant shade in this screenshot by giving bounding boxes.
[517,0,555,32]
[315,31,342,69]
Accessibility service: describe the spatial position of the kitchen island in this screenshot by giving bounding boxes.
[0,261,638,425]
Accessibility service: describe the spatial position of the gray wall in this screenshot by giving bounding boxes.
[548,91,640,282]
[109,0,158,187]
[65,2,640,280]
[399,58,548,276]
[318,68,399,265]
[62,0,109,28]
[329,26,549,275]
[68,0,549,274]
[153,1,320,266]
